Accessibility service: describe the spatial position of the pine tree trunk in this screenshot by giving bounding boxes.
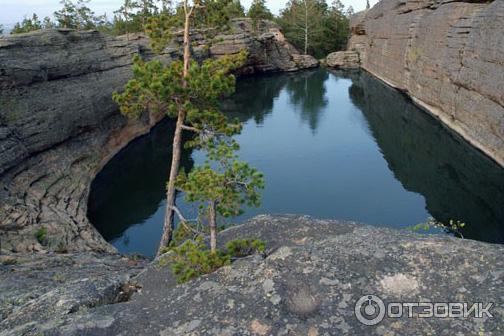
[158,108,185,255]
[208,201,217,253]
[157,2,192,256]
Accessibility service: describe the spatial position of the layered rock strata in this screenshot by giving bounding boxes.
[343,0,504,166]
[1,215,502,335]
[0,21,318,253]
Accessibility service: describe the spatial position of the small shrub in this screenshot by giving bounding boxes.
[170,238,231,284]
[166,235,266,284]
[410,217,466,238]
[225,238,265,258]
[34,227,48,245]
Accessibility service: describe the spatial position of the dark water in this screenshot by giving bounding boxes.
[88,69,504,257]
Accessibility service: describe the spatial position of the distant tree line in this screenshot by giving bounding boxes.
[10,0,106,34]
[9,0,248,36]
[276,0,353,58]
[8,0,354,57]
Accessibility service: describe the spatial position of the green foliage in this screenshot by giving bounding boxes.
[113,50,247,120]
[247,0,274,31]
[160,221,206,253]
[53,0,107,30]
[277,0,350,58]
[11,14,46,34]
[116,1,264,257]
[176,146,265,219]
[112,0,160,36]
[10,0,108,34]
[170,0,244,29]
[34,227,48,245]
[144,13,179,53]
[166,236,265,283]
[169,237,231,283]
[410,217,467,238]
[9,0,246,37]
[224,0,246,19]
[225,238,265,257]
[195,0,246,28]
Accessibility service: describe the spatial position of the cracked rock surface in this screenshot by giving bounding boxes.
[3,215,501,335]
[0,20,317,254]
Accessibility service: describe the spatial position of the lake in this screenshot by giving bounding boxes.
[88,69,504,257]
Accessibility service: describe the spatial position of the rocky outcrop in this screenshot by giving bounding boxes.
[0,252,147,327]
[346,0,504,167]
[0,30,154,253]
[325,50,360,68]
[0,21,317,254]
[210,19,319,73]
[1,215,502,335]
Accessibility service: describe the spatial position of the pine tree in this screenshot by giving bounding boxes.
[366,0,370,10]
[54,0,104,30]
[247,0,273,31]
[54,0,77,28]
[176,144,264,252]
[11,14,43,34]
[225,0,245,18]
[277,0,349,58]
[114,0,263,255]
[114,0,139,38]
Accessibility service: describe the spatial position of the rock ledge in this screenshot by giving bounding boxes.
[2,215,502,335]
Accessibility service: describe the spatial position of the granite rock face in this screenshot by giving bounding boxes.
[210,19,319,73]
[0,21,317,254]
[347,0,504,166]
[325,51,360,68]
[0,252,147,329]
[1,215,502,335]
[0,30,155,253]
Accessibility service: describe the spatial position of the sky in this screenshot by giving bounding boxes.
[0,0,379,26]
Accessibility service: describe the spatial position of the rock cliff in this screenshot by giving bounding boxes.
[1,215,502,335]
[0,21,318,253]
[343,0,504,166]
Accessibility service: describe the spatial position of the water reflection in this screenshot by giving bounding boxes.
[88,69,504,257]
[88,120,194,243]
[286,70,329,132]
[345,70,504,243]
[222,73,289,124]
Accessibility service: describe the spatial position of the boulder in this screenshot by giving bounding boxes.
[325,51,360,68]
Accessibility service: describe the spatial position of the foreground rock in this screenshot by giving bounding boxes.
[0,20,317,254]
[2,215,502,335]
[343,0,504,166]
[0,252,147,328]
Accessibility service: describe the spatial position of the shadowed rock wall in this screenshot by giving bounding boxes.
[348,0,504,166]
[0,21,317,253]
